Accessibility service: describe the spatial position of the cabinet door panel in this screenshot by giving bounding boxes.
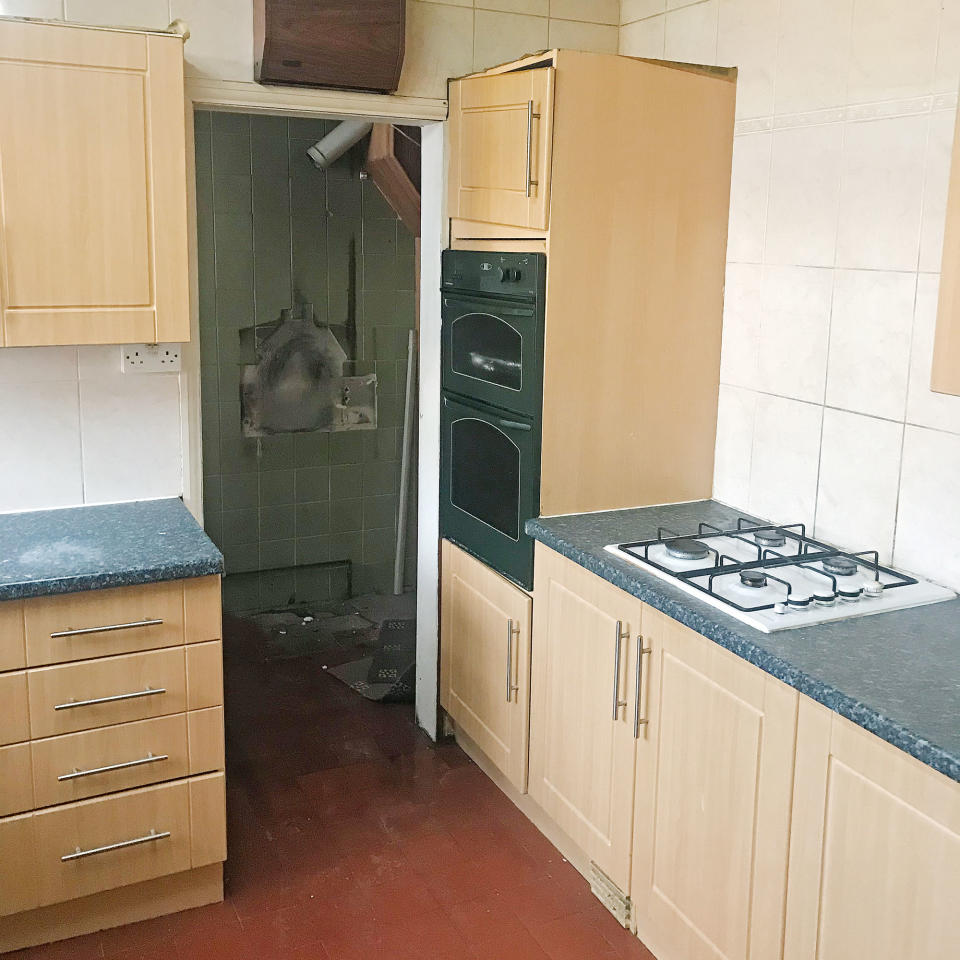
[632,608,797,960]
[528,544,639,893]
[449,68,554,232]
[784,700,960,960]
[440,540,532,792]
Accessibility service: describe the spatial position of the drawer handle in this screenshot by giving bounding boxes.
[633,636,653,738]
[61,828,171,862]
[505,619,520,702]
[54,686,166,711]
[525,99,541,198]
[58,751,169,781]
[50,618,164,639]
[612,620,629,720]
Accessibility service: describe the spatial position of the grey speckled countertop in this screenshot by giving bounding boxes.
[527,500,960,784]
[0,499,223,602]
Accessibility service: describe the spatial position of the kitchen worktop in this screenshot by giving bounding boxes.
[0,498,223,602]
[527,500,960,784]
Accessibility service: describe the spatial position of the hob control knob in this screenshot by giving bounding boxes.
[500,268,521,283]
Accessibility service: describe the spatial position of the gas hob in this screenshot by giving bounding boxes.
[604,517,955,632]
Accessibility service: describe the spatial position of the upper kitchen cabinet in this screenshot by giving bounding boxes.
[448,62,555,233]
[0,18,189,347]
[933,106,960,395]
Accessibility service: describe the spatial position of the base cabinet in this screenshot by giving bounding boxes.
[631,607,798,960]
[440,540,532,792]
[783,699,960,960]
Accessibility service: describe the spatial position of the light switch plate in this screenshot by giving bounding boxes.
[121,344,182,373]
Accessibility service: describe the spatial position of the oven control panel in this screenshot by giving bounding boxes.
[441,249,544,300]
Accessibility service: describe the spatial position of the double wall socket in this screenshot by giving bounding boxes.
[121,344,182,373]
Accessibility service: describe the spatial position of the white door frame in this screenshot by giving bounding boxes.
[183,78,447,740]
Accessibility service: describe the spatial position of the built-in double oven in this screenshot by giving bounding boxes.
[440,249,546,590]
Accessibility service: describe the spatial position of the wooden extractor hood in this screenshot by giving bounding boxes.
[254,0,405,92]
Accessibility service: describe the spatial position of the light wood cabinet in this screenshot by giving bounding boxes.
[0,18,189,347]
[631,606,798,960]
[528,543,642,895]
[783,699,960,960]
[440,540,532,792]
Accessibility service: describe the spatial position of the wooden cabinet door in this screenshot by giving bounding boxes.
[631,607,797,960]
[528,544,640,894]
[448,67,555,232]
[784,699,960,960]
[0,19,188,346]
[440,540,532,792]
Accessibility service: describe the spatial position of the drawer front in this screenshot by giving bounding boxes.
[28,648,188,739]
[0,742,34,816]
[24,581,186,667]
[0,671,30,746]
[0,599,25,672]
[31,714,189,809]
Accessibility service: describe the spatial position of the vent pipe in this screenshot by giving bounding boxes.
[306,119,373,169]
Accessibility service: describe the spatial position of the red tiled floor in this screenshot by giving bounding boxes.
[11,613,656,959]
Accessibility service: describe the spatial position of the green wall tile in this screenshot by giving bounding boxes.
[296,501,330,537]
[260,504,295,540]
[222,474,259,510]
[203,476,222,515]
[213,175,252,213]
[294,432,329,467]
[295,567,330,603]
[363,527,395,564]
[258,436,295,470]
[261,539,295,569]
[330,432,364,464]
[363,494,397,531]
[260,470,295,505]
[260,570,296,609]
[295,466,330,502]
[222,572,261,614]
[361,180,397,219]
[330,499,362,533]
[220,436,259,475]
[212,112,249,135]
[296,535,330,565]
[222,508,259,546]
[288,116,329,140]
[329,531,363,563]
[362,219,397,254]
[362,461,397,498]
[330,463,362,501]
[224,542,259,574]
[211,132,251,177]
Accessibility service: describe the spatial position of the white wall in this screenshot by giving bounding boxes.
[621,0,960,590]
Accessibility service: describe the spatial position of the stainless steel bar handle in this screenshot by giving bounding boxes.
[612,621,629,720]
[506,619,520,702]
[51,618,163,639]
[61,828,170,862]
[525,99,541,198]
[58,751,168,782]
[633,637,653,738]
[54,686,165,711]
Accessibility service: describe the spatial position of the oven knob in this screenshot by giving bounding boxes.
[499,268,521,283]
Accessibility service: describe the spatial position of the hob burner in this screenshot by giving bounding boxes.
[665,538,710,561]
[739,569,768,588]
[822,555,858,577]
[754,528,786,548]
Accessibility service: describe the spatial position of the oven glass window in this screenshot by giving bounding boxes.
[451,312,522,391]
[449,417,520,540]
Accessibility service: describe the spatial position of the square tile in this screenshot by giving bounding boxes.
[713,384,757,509]
[261,504,295,540]
[473,10,550,72]
[261,469,296,505]
[296,466,331,502]
[330,499,363,533]
[0,345,77,382]
[664,0,718,63]
[296,501,331,537]
[716,0,779,119]
[331,463,363,500]
[547,19,618,53]
[222,474,259,510]
[621,0,665,23]
[919,110,957,274]
[550,0,618,22]
[726,132,771,264]
[65,0,170,27]
[396,2,474,99]
[618,14,665,57]
[222,508,259,546]
[720,263,761,389]
[172,0,255,81]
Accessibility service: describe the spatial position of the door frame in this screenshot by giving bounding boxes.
[183,78,447,740]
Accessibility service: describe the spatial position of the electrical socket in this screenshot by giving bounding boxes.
[121,344,182,373]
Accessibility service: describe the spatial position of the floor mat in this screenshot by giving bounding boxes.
[327,618,416,702]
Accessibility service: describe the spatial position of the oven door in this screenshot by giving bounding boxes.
[441,292,543,419]
[440,392,540,590]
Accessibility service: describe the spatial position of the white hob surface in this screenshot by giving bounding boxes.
[604,524,955,632]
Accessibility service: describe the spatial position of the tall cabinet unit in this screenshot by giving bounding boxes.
[0,17,190,347]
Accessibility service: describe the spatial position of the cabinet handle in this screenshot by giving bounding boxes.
[633,637,652,738]
[61,828,170,862]
[525,99,541,198]
[50,618,163,639]
[612,621,630,720]
[54,686,166,711]
[58,751,169,782]
[506,619,520,702]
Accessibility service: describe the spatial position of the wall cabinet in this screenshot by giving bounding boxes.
[527,543,641,894]
[631,606,797,960]
[440,540,532,792]
[0,18,189,347]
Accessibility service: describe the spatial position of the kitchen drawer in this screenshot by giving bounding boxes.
[0,742,34,816]
[24,581,185,667]
[28,647,188,739]
[0,671,30,746]
[0,599,25,672]
[0,779,192,917]
[188,706,225,775]
[31,714,190,809]
[185,640,223,711]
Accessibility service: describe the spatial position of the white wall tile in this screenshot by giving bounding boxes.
[895,426,960,587]
[836,114,927,272]
[620,0,664,23]
[764,123,843,268]
[757,266,832,403]
[0,0,63,15]
[548,18,618,53]
[663,0,718,63]
[825,269,915,421]
[775,0,852,115]
[935,0,960,94]
[77,345,123,380]
[726,132,770,263]
[64,0,169,27]
[619,13,664,56]
[847,0,939,105]
[919,109,957,274]
[713,384,757,508]
[477,0,547,14]
[815,408,902,561]
[748,394,823,526]
[79,375,182,504]
[0,346,76,383]
[398,2,475,98]
[551,0,619,24]
[716,0,778,119]
[906,274,960,434]
[169,0,254,81]
[720,262,761,388]
[473,9,549,71]
[0,381,83,512]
